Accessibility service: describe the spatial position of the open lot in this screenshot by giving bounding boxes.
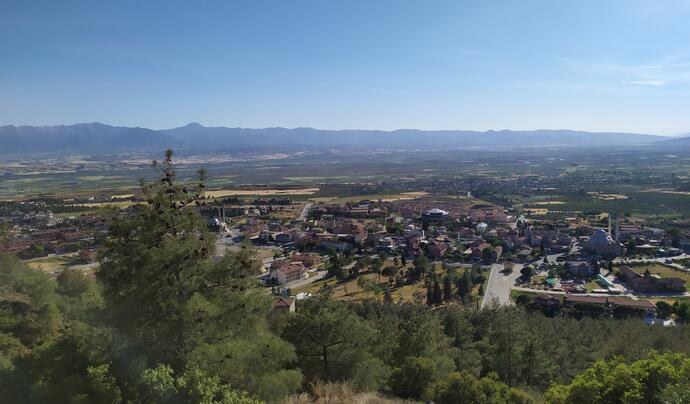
[25,254,77,273]
[205,188,320,198]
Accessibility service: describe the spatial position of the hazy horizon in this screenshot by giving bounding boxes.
[3,1,690,135]
[0,121,681,137]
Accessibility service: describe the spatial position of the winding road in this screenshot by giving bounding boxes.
[298,203,313,221]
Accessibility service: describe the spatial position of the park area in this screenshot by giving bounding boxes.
[293,261,485,305]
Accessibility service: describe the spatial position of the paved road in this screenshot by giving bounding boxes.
[614,254,690,272]
[481,263,523,308]
[298,203,313,221]
[511,286,689,299]
[282,270,328,289]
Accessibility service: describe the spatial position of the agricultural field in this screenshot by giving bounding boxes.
[517,191,690,219]
[204,187,320,198]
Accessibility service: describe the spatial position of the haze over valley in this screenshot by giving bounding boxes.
[4,1,690,403]
[0,122,682,156]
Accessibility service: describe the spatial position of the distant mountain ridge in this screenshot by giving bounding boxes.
[662,134,690,145]
[161,123,663,149]
[0,122,671,156]
[0,123,178,155]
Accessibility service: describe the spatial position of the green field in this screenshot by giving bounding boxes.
[518,191,690,219]
[626,263,690,291]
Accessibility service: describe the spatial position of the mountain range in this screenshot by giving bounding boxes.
[0,122,683,156]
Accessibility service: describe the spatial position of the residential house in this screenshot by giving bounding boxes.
[291,253,321,268]
[273,298,296,312]
[270,262,307,285]
[427,239,449,259]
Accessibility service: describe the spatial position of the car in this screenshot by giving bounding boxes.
[665,259,673,264]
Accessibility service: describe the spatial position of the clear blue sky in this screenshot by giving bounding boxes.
[2,0,690,134]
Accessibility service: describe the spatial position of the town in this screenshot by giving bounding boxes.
[5,1,690,400]
[4,172,689,326]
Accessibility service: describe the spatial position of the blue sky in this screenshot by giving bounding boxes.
[2,0,690,134]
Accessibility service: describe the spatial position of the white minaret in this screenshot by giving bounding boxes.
[608,214,612,235]
[615,215,620,242]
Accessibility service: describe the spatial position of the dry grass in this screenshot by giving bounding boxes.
[313,192,428,204]
[529,201,565,205]
[204,188,320,197]
[380,191,428,202]
[522,208,549,215]
[68,201,137,208]
[25,254,75,273]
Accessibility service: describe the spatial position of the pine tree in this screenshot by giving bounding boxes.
[443,275,453,302]
[97,150,301,400]
[426,279,434,306]
[432,278,443,305]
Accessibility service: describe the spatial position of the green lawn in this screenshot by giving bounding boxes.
[626,263,690,291]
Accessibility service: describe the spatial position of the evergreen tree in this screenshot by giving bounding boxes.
[456,271,473,303]
[432,278,443,305]
[282,296,388,390]
[96,150,301,401]
[426,279,434,306]
[371,257,383,282]
[442,275,453,302]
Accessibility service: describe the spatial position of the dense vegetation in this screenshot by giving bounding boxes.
[2,152,690,403]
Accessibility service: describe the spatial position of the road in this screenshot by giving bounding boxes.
[298,203,313,221]
[479,251,690,308]
[282,270,328,289]
[614,254,690,272]
[481,263,523,308]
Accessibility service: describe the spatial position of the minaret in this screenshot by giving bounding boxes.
[608,214,612,235]
[615,215,620,242]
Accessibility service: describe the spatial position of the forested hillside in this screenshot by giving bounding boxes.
[1,152,689,403]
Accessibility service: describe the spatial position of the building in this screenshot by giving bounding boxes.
[566,261,593,278]
[422,208,450,225]
[332,221,368,243]
[273,298,296,312]
[564,294,608,307]
[60,230,92,242]
[565,294,656,317]
[291,253,321,268]
[271,259,289,271]
[427,239,449,259]
[618,265,686,293]
[31,229,61,244]
[2,238,33,253]
[270,262,307,285]
[406,235,422,257]
[469,209,509,224]
[274,233,293,244]
[533,294,561,314]
[585,229,623,257]
[607,296,656,316]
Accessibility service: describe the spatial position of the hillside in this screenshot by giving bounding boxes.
[0,122,666,156]
[0,123,179,155]
[162,123,663,149]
